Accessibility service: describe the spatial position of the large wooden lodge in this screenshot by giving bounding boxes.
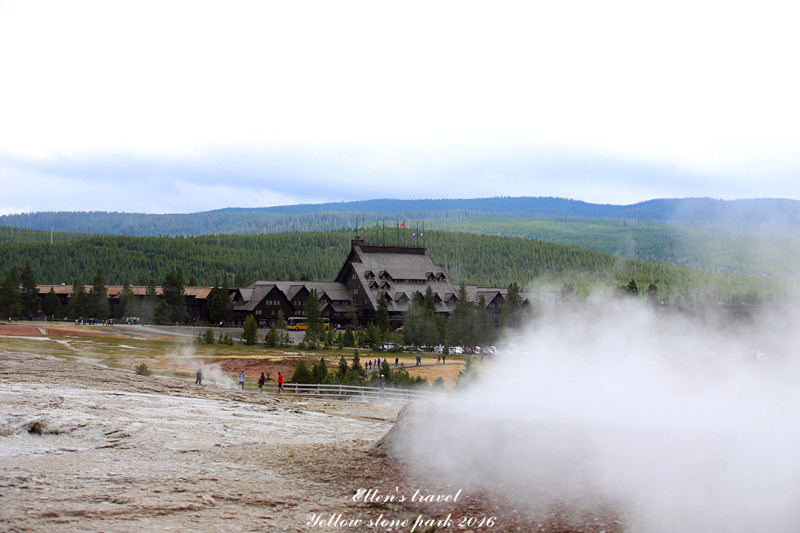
[37,238,556,326]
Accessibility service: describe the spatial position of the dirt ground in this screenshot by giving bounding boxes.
[0,324,622,533]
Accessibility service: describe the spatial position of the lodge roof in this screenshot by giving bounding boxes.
[341,240,457,313]
[36,285,214,298]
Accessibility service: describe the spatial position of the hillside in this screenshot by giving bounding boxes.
[2,197,799,286]
[0,228,783,303]
[3,197,799,237]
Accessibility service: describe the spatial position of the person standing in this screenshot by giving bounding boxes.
[238,370,246,390]
[277,372,285,393]
[195,367,202,385]
[258,372,266,392]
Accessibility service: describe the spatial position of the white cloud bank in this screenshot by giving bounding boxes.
[1,0,799,213]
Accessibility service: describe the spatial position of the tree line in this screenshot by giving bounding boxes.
[0,229,782,309]
[3,198,798,237]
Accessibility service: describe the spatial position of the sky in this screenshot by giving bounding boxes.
[1,0,799,215]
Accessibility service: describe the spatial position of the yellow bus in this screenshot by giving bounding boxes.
[286,317,307,330]
[286,317,330,331]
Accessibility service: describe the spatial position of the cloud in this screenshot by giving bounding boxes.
[1,0,799,213]
[1,144,798,215]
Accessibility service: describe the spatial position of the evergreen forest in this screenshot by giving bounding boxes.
[0,226,785,304]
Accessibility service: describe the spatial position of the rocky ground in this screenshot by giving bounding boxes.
[0,328,623,533]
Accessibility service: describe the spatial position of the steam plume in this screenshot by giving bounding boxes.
[396,297,800,532]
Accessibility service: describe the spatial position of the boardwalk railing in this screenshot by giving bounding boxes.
[241,381,435,402]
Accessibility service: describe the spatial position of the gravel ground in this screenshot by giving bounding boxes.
[0,334,623,533]
[0,349,404,532]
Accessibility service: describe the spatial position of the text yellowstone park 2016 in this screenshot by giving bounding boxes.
[306,488,497,532]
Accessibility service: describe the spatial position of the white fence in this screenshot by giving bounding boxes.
[240,381,435,402]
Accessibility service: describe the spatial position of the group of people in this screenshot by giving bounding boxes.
[366,357,403,372]
[238,370,284,392]
[194,367,284,392]
[194,365,388,400]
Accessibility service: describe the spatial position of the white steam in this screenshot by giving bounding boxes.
[168,344,235,388]
[399,297,800,532]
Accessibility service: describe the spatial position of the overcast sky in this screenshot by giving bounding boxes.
[1,0,798,215]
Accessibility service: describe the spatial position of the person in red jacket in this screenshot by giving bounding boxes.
[258,372,266,392]
[278,372,285,393]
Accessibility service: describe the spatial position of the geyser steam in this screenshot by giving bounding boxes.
[396,297,800,532]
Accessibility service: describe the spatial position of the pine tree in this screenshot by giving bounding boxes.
[456,357,477,389]
[342,327,355,348]
[403,293,439,349]
[337,354,349,377]
[264,325,279,347]
[375,292,390,334]
[141,278,158,323]
[161,269,187,323]
[312,357,328,383]
[242,314,258,345]
[209,277,230,324]
[0,268,22,319]
[305,288,322,337]
[475,294,495,348]
[346,290,358,329]
[118,278,138,319]
[500,281,524,330]
[67,278,88,319]
[42,288,62,319]
[20,261,39,318]
[89,269,110,320]
[448,284,472,348]
[233,272,251,287]
[291,359,313,383]
[325,326,335,348]
[350,350,366,378]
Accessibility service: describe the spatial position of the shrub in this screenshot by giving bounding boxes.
[135,363,152,376]
[264,326,279,347]
[291,359,313,383]
[198,328,214,345]
[242,315,258,345]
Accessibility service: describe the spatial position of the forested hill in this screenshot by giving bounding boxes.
[0,229,783,303]
[2,197,799,237]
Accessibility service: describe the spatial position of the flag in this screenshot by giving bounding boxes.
[400,221,405,227]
